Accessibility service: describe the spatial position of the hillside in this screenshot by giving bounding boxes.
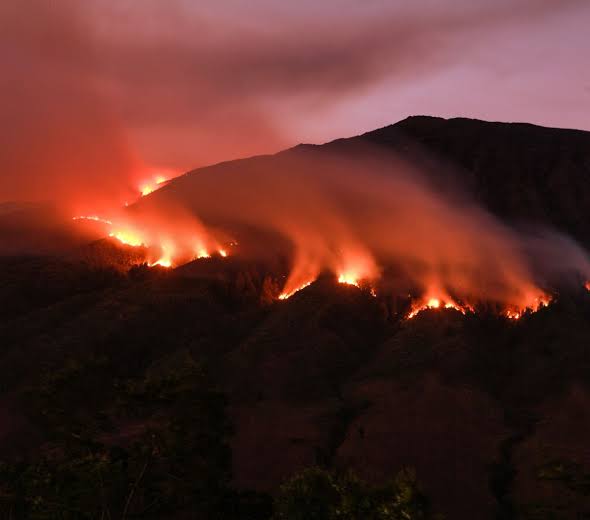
[2,117,590,519]
[154,116,590,246]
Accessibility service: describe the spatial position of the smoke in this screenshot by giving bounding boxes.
[0,1,142,214]
[2,0,588,212]
[134,144,590,312]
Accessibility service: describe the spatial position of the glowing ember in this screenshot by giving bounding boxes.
[585,281,590,291]
[218,249,228,257]
[278,281,313,300]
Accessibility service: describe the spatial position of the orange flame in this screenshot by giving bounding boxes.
[140,185,155,197]
[338,273,360,287]
[503,293,550,320]
[407,292,474,319]
[278,280,313,300]
[139,173,169,197]
[73,208,558,317]
[72,204,230,270]
[108,229,145,247]
[149,241,174,268]
[72,215,113,225]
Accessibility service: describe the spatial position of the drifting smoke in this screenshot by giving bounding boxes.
[74,199,232,267]
[3,0,589,215]
[104,143,590,317]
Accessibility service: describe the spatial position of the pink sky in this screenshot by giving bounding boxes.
[1,0,589,208]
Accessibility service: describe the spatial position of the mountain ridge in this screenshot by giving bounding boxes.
[152,115,590,248]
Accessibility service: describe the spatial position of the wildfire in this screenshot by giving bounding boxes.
[278,281,314,300]
[407,289,475,319]
[150,258,172,268]
[140,185,155,197]
[503,294,550,320]
[108,230,145,247]
[139,174,169,197]
[71,210,561,319]
[72,215,113,225]
[150,257,172,268]
[148,242,175,268]
[338,273,360,287]
[505,310,521,320]
[73,208,235,270]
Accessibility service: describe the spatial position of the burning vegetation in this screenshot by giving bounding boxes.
[73,211,232,269]
[71,148,590,321]
[139,174,170,197]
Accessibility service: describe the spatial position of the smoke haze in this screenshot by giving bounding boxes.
[128,145,590,311]
[1,0,589,210]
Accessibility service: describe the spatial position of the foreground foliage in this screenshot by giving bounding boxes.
[274,467,434,520]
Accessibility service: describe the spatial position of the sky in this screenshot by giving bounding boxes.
[1,0,589,209]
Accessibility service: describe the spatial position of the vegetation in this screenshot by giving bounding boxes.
[1,254,590,517]
[274,467,434,520]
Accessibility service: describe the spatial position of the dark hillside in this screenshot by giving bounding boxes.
[360,117,590,244]
[2,117,590,518]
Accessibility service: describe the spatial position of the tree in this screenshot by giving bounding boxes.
[273,466,434,520]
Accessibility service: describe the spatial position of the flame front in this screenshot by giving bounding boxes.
[70,153,590,318]
[108,229,145,247]
[149,245,173,267]
[73,209,559,318]
[278,281,314,300]
[139,172,170,198]
[338,273,360,287]
[72,215,113,225]
[503,292,550,320]
[73,203,230,269]
[407,287,474,319]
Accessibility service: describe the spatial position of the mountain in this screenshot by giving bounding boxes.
[2,117,590,519]
[152,115,590,246]
[360,116,590,244]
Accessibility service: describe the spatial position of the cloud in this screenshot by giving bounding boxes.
[0,0,588,209]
